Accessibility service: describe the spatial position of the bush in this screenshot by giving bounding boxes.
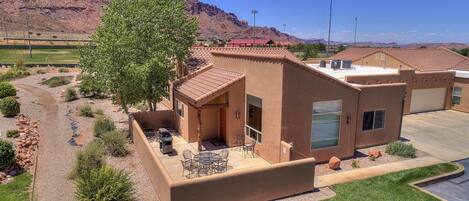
[41,76,72,88]
[64,87,78,102]
[385,141,416,158]
[69,140,105,180]
[95,108,104,116]
[78,105,94,117]
[0,68,30,82]
[0,97,20,117]
[6,130,20,138]
[101,131,129,157]
[78,74,106,98]
[0,140,16,170]
[75,166,135,201]
[58,68,70,73]
[0,82,16,99]
[93,117,116,138]
[35,69,47,74]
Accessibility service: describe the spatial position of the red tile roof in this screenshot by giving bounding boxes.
[174,67,244,106]
[227,38,273,46]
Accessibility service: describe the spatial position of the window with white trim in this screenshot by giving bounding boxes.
[246,95,262,143]
[311,100,342,149]
[453,87,462,105]
[176,100,184,118]
[363,110,385,131]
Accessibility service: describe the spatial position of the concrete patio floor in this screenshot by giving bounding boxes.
[148,133,270,182]
[401,110,469,162]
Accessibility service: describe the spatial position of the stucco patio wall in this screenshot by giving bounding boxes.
[132,112,316,201]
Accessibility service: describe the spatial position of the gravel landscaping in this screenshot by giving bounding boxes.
[0,73,158,201]
[315,144,429,176]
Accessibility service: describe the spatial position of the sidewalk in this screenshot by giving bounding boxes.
[315,156,444,188]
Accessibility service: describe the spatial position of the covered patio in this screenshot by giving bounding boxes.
[173,67,246,150]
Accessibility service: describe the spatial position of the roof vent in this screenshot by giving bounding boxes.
[319,60,326,67]
[342,60,352,69]
[331,60,341,70]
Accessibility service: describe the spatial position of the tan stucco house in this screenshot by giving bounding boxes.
[325,47,469,114]
[161,48,406,163]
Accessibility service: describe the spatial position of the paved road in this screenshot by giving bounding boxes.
[15,83,77,201]
[423,159,469,201]
[401,110,469,162]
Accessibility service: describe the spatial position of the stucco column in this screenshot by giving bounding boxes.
[197,109,202,151]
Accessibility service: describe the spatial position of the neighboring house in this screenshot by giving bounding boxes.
[226,38,293,47]
[324,47,469,114]
[163,47,406,163]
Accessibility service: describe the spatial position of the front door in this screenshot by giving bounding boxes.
[220,108,227,142]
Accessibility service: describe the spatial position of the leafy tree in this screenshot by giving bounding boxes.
[80,0,197,112]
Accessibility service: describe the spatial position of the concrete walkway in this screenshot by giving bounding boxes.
[423,159,469,201]
[315,156,444,188]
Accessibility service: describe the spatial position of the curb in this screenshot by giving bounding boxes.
[409,162,465,201]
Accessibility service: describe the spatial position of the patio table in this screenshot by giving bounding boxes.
[194,152,222,166]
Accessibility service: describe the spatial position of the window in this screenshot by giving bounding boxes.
[311,100,342,149]
[176,100,184,117]
[453,87,462,105]
[163,84,170,100]
[246,95,262,143]
[363,110,385,131]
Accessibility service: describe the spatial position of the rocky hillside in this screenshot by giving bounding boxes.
[0,0,302,42]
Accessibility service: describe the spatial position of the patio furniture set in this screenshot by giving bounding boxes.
[181,150,229,178]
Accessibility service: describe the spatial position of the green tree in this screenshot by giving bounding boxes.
[80,0,197,112]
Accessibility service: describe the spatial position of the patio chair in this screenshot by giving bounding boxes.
[220,150,229,161]
[180,160,196,177]
[182,150,193,161]
[243,142,256,158]
[213,159,228,173]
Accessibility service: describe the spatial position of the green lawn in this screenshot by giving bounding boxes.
[0,49,79,64]
[328,163,458,201]
[0,173,32,201]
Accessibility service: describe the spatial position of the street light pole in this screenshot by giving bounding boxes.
[26,14,32,58]
[252,10,258,47]
[326,0,333,57]
[354,17,358,46]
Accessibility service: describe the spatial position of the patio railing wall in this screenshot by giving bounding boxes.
[132,119,172,201]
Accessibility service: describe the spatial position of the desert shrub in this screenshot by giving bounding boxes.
[69,140,105,180]
[75,166,135,201]
[78,105,94,117]
[0,97,20,117]
[351,160,360,168]
[41,76,72,88]
[58,68,70,73]
[0,68,30,82]
[0,140,16,170]
[134,102,148,111]
[385,141,416,158]
[78,74,106,98]
[0,82,16,99]
[64,87,78,102]
[95,108,104,116]
[6,130,20,138]
[35,69,47,74]
[101,131,129,157]
[93,117,116,138]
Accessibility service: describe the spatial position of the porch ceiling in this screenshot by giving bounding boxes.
[174,67,244,107]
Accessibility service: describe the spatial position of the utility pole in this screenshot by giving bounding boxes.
[252,10,258,47]
[354,17,358,46]
[26,14,32,58]
[326,0,333,57]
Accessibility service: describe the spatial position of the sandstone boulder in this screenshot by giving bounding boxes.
[328,156,341,170]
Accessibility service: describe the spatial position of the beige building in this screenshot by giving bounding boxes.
[164,48,406,163]
[326,47,469,114]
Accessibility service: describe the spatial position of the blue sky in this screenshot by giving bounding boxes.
[201,0,469,44]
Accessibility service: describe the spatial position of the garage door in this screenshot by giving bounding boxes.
[410,88,446,113]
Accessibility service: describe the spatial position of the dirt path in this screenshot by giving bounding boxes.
[15,84,77,201]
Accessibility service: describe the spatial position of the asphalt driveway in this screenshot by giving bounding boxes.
[401,110,469,162]
[423,159,469,201]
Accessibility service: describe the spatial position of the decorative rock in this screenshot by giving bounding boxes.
[328,156,341,170]
[368,149,382,159]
